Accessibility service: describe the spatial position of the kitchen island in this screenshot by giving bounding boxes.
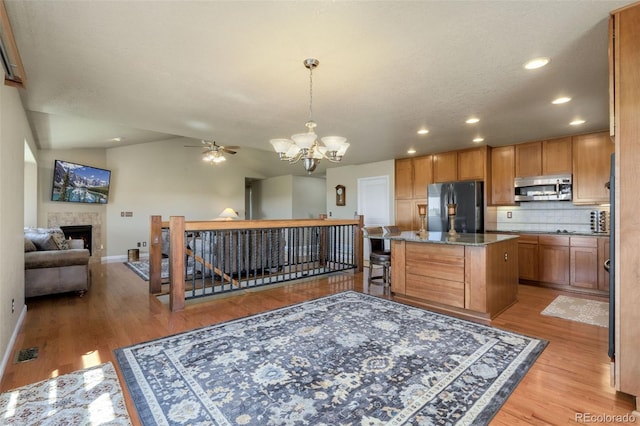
[375,231,519,324]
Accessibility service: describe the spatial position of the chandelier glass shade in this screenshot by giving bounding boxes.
[270,58,349,173]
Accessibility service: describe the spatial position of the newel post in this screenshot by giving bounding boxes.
[149,215,163,294]
[169,216,185,312]
[355,214,364,272]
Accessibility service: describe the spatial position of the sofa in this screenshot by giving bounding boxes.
[24,228,90,297]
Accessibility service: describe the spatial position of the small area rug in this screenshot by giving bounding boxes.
[125,257,196,281]
[124,258,167,281]
[115,291,547,425]
[0,362,131,425]
[541,295,609,327]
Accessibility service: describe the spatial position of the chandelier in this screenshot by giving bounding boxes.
[270,58,349,173]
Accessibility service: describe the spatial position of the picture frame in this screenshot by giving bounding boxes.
[335,185,346,206]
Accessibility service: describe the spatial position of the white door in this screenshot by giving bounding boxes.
[357,176,390,260]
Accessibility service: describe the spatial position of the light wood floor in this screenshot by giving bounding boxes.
[1,263,636,425]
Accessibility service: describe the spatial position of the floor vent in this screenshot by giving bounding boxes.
[14,347,38,363]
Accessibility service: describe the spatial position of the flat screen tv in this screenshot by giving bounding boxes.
[51,160,111,204]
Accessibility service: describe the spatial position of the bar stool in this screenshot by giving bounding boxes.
[362,227,391,290]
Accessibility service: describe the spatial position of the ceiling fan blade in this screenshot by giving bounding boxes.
[222,149,237,155]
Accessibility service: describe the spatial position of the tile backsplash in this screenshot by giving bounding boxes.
[486,202,610,233]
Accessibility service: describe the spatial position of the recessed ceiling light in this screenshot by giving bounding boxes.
[417,129,429,135]
[570,119,586,126]
[465,118,480,124]
[552,97,571,104]
[524,57,550,70]
[473,137,484,143]
[407,148,417,154]
[110,137,123,142]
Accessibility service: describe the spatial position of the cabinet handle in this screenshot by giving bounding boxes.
[504,252,509,261]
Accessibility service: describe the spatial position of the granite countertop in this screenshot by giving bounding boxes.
[485,229,610,237]
[367,231,519,246]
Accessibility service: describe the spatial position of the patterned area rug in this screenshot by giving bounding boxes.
[124,258,167,281]
[115,291,547,425]
[0,362,131,425]
[541,295,609,327]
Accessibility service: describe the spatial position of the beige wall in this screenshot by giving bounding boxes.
[104,138,270,258]
[0,83,36,377]
[255,175,293,219]
[293,176,326,219]
[325,160,395,221]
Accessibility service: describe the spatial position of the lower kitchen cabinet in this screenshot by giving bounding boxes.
[569,237,598,289]
[518,233,609,295]
[538,235,570,286]
[517,235,538,281]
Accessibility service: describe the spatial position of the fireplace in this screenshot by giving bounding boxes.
[60,225,93,255]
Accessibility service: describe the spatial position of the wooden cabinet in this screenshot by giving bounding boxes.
[412,156,433,199]
[392,237,519,322]
[395,158,413,200]
[515,137,572,177]
[569,237,598,289]
[611,3,640,401]
[538,235,570,286]
[515,142,542,177]
[395,156,432,231]
[542,137,572,175]
[395,198,427,232]
[517,234,538,281]
[572,132,614,205]
[434,146,488,183]
[433,151,457,183]
[458,147,487,181]
[490,146,516,205]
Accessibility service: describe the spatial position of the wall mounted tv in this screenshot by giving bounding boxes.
[51,160,111,204]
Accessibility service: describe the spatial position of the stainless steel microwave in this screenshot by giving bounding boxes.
[514,174,572,201]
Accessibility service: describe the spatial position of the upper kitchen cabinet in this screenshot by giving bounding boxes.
[572,132,613,205]
[490,145,516,205]
[433,146,487,183]
[515,141,541,177]
[458,146,488,181]
[395,156,433,200]
[395,158,414,200]
[515,137,572,177]
[542,137,572,175]
[433,151,457,183]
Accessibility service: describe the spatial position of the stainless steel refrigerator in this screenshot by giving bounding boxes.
[427,181,484,233]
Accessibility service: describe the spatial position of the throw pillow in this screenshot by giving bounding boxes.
[24,237,37,252]
[25,233,59,251]
[50,231,70,250]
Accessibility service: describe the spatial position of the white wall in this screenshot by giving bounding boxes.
[104,138,270,257]
[0,83,35,379]
[325,160,395,221]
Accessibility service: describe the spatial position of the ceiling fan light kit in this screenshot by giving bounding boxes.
[270,58,349,173]
[185,140,239,165]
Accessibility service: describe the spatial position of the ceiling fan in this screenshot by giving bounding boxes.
[184,140,240,164]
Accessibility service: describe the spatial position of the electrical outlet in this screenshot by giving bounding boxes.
[137,242,141,247]
[120,211,125,217]
[507,211,512,219]
[125,211,133,217]
[12,298,15,314]
[142,241,146,247]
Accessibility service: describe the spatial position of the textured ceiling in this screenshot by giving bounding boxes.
[5,0,629,177]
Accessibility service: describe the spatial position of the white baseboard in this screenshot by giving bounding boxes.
[101,253,149,263]
[0,304,27,382]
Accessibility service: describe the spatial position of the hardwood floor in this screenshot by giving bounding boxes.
[1,262,636,424]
